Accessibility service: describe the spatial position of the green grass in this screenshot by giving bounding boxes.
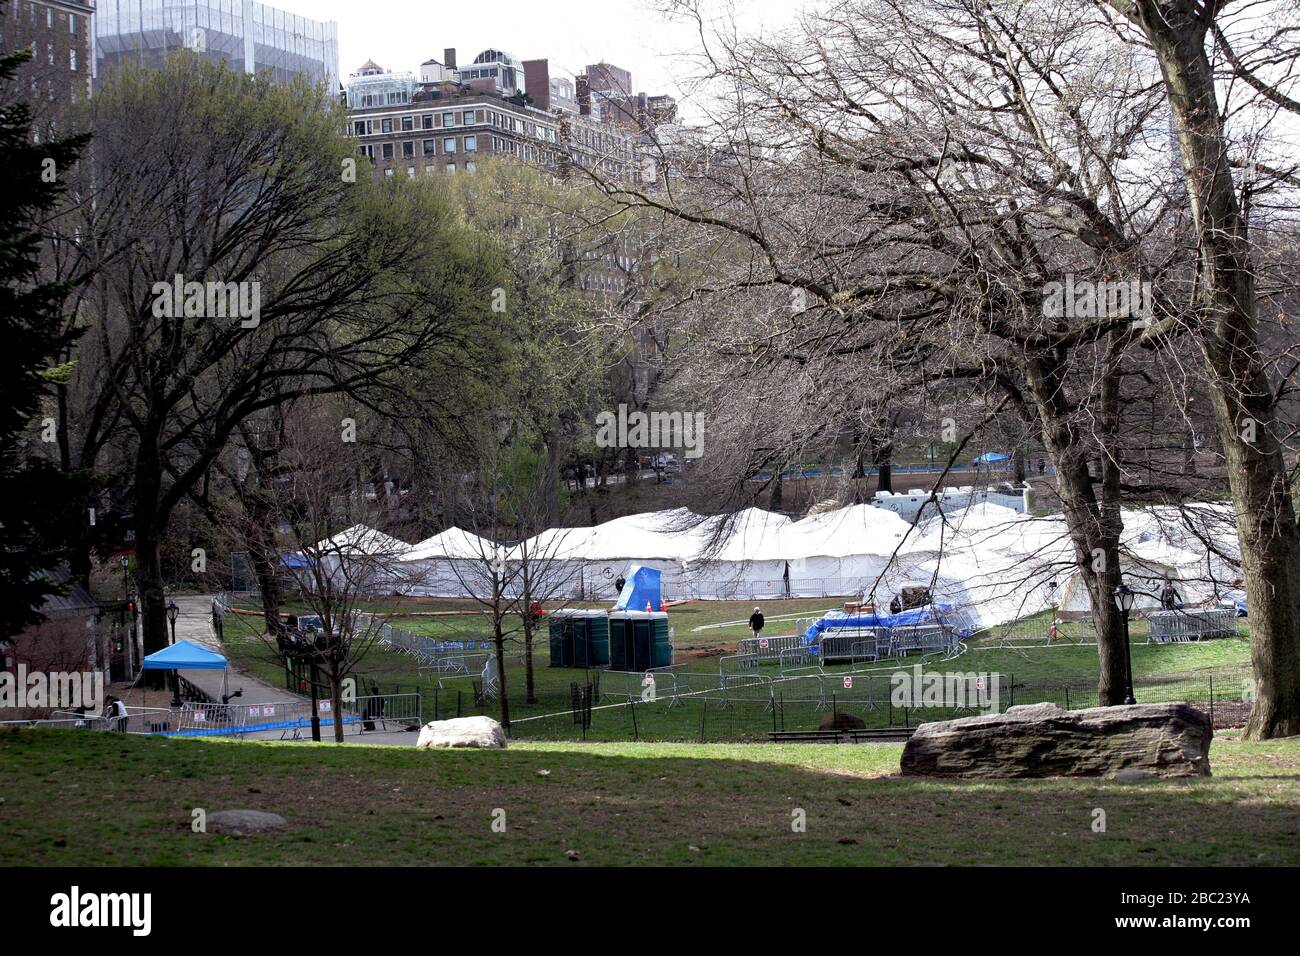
[215,602,1255,743]
[2,729,1297,865]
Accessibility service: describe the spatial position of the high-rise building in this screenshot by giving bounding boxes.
[2,1,96,132]
[95,0,339,90]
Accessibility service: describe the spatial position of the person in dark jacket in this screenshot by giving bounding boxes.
[1160,578,1183,610]
[748,607,765,638]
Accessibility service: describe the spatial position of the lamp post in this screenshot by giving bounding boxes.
[166,601,181,708]
[1113,583,1136,705]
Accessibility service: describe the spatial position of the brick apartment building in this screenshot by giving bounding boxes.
[344,50,638,182]
[1,0,95,133]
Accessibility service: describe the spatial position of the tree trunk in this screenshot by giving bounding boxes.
[1024,354,1129,705]
[330,667,345,743]
[1132,1,1300,737]
[133,444,168,689]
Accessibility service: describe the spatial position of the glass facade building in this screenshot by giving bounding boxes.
[95,0,339,90]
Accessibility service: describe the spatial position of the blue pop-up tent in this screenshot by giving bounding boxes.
[142,640,230,706]
[141,639,228,670]
[614,565,663,611]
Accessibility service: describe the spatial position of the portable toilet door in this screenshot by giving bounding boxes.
[548,618,564,667]
[579,614,610,668]
[633,617,654,671]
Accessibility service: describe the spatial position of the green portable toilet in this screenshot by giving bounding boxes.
[547,609,610,668]
[607,610,672,671]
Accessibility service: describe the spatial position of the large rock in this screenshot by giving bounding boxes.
[900,702,1211,779]
[416,716,507,750]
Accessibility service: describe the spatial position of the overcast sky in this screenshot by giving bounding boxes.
[270,0,800,104]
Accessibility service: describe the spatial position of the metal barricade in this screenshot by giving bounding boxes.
[817,629,881,664]
[1147,608,1238,643]
[737,634,808,665]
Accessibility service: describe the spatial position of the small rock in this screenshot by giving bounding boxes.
[564,849,580,860]
[537,769,551,776]
[206,809,288,837]
[688,845,700,852]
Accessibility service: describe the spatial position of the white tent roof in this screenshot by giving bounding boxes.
[401,527,497,562]
[314,524,409,557]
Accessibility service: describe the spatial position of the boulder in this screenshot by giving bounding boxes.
[416,715,507,750]
[818,711,867,732]
[207,810,288,836]
[900,702,1211,779]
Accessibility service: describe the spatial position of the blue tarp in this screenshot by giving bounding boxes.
[804,602,974,649]
[972,452,1010,465]
[141,639,228,671]
[614,565,663,611]
[280,552,316,570]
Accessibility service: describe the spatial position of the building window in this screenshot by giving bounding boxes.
[402,141,414,158]
[381,118,393,133]
[466,161,476,174]
[401,116,413,131]
[407,167,415,178]
[381,143,393,160]
[384,168,394,177]
[353,121,365,136]
[441,112,454,127]
[464,136,477,152]
[462,110,474,125]
[422,139,436,156]
[46,7,52,28]
[425,164,435,176]
[443,137,456,154]
[46,43,53,65]
[69,49,75,72]
[69,13,77,35]
[422,114,433,129]
[446,163,456,174]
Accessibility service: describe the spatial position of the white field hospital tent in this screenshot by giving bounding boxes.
[309,524,410,593]
[397,527,499,597]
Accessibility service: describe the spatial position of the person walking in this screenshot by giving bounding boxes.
[1160,577,1183,611]
[748,606,765,639]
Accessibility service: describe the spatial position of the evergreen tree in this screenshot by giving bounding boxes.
[0,38,90,636]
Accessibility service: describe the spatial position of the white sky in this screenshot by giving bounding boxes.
[269,0,803,104]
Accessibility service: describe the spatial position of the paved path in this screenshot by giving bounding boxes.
[171,595,416,746]
[172,594,288,706]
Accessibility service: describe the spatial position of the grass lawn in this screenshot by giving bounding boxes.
[2,729,1297,866]
[216,600,1255,743]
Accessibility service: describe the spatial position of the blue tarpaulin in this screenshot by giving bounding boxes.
[614,565,663,611]
[803,602,974,649]
[972,452,1010,465]
[141,639,228,671]
[280,552,316,570]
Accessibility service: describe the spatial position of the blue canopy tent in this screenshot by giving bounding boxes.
[141,639,230,705]
[614,565,663,611]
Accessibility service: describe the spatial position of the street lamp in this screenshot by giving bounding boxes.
[1113,583,1136,705]
[166,600,182,707]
